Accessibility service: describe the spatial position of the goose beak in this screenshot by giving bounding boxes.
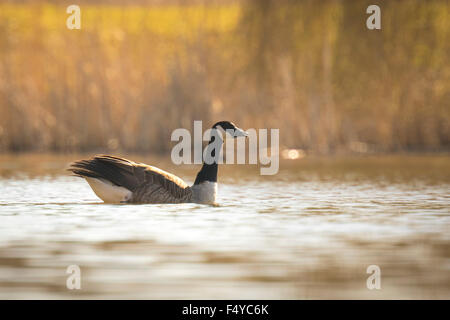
[234,127,248,138]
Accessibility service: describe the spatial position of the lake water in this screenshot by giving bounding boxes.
[0,154,449,299]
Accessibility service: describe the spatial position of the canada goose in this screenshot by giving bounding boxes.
[68,121,248,204]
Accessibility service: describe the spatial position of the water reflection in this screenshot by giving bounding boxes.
[0,155,449,299]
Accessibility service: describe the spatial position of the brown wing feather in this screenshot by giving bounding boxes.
[68,155,192,203]
[130,164,192,203]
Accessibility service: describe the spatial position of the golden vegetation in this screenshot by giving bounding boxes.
[0,0,448,153]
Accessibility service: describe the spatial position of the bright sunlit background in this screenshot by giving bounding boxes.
[0,0,449,300]
[0,0,448,154]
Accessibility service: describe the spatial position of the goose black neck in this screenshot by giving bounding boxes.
[194,135,222,185]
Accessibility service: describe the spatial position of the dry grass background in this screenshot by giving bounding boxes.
[0,0,448,154]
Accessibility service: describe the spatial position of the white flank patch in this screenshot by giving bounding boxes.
[85,177,132,203]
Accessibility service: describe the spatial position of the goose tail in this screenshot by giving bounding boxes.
[68,156,132,203]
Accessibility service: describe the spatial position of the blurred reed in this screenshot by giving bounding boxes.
[0,0,448,154]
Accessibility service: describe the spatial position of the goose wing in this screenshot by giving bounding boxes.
[69,155,192,203]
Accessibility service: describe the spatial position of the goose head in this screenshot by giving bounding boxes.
[212,121,248,138]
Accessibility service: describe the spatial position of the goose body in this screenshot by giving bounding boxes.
[68,121,247,205]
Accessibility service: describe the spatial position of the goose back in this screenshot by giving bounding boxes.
[69,155,192,203]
